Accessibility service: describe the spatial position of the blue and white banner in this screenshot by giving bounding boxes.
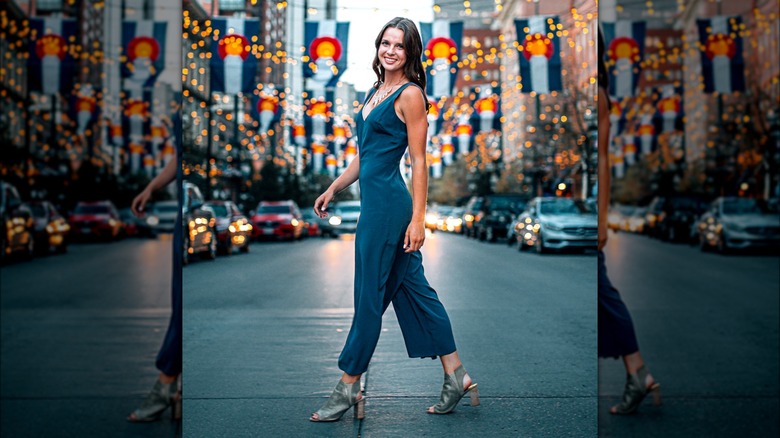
[420,21,463,98]
[251,89,282,135]
[469,85,502,134]
[653,85,684,133]
[210,17,260,94]
[514,16,562,94]
[601,20,645,98]
[29,18,77,95]
[697,16,745,94]
[122,90,153,174]
[304,20,350,91]
[69,83,99,135]
[122,20,167,92]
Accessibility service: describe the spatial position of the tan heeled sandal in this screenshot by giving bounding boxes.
[611,365,661,415]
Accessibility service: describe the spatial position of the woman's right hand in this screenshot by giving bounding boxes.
[313,189,335,218]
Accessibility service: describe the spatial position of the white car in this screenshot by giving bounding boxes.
[696,197,780,253]
[327,201,361,237]
[147,200,179,235]
[514,197,598,254]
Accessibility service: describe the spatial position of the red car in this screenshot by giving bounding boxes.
[68,201,123,240]
[251,200,304,241]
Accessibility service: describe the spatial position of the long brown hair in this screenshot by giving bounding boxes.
[371,17,430,111]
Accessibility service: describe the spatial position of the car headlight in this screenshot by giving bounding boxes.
[108,219,118,227]
[291,218,299,226]
[146,216,160,226]
[329,216,342,226]
[425,214,437,225]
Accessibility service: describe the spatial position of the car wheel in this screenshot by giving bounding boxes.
[517,237,525,252]
[535,233,546,254]
[224,241,233,256]
[182,238,190,266]
[206,230,217,260]
[58,243,68,254]
[240,242,250,253]
[25,237,35,260]
[716,232,730,254]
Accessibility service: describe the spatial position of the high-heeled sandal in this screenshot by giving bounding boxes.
[428,364,479,414]
[310,380,364,422]
[611,365,661,415]
[127,378,181,422]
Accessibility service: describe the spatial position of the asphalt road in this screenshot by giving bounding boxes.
[183,231,597,437]
[0,237,181,437]
[598,231,779,437]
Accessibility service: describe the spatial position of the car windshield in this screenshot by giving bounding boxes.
[669,197,702,211]
[207,204,228,216]
[336,205,361,213]
[75,205,110,214]
[490,197,526,211]
[539,199,580,215]
[155,204,179,213]
[258,205,291,214]
[29,204,47,217]
[722,198,761,215]
[436,207,453,215]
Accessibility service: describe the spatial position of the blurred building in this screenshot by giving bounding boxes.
[0,0,29,169]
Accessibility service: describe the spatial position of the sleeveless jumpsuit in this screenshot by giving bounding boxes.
[338,83,457,376]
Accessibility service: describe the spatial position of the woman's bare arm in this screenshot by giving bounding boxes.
[597,86,611,250]
[397,85,429,252]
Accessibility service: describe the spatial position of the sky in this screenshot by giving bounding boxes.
[333,0,434,92]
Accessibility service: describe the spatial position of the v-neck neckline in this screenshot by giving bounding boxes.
[361,82,409,122]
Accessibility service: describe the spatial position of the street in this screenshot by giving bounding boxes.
[183,232,597,437]
[598,231,779,437]
[0,238,180,437]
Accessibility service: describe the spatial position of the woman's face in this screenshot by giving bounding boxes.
[378,27,407,74]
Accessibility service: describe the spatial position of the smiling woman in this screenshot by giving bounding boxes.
[310,17,478,422]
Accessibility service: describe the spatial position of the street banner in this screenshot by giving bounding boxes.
[252,90,281,135]
[70,83,99,136]
[122,20,167,92]
[210,17,260,94]
[514,16,562,94]
[455,113,473,155]
[608,95,627,150]
[636,102,657,156]
[601,20,645,97]
[697,16,745,93]
[426,97,444,143]
[304,20,350,93]
[440,134,455,165]
[469,85,502,134]
[29,17,77,95]
[420,21,463,98]
[653,84,683,133]
[622,134,637,165]
[122,90,152,174]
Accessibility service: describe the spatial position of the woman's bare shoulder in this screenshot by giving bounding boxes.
[398,84,426,111]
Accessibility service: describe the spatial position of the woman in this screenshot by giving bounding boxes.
[597,29,661,415]
[310,17,478,422]
[127,136,182,422]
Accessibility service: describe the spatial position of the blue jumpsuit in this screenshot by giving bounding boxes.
[338,83,457,376]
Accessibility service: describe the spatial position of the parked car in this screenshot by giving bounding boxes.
[205,200,252,254]
[622,207,648,234]
[474,194,528,242]
[68,200,123,240]
[513,197,598,253]
[696,197,780,253]
[461,196,484,237]
[644,196,707,242]
[325,201,361,237]
[1,181,35,261]
[182,182,217,264]
[251,200,304,240]
[301,209,325,237]
[26,200,69,254]
[119,207,154,237]
[424,207,440,233]
[147,200,179,236]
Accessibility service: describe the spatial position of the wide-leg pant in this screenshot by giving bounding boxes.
[597,250,639,359]
[155,210,182,376]
[338,240,457,376]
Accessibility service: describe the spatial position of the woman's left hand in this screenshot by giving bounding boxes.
[404,221,425,253]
